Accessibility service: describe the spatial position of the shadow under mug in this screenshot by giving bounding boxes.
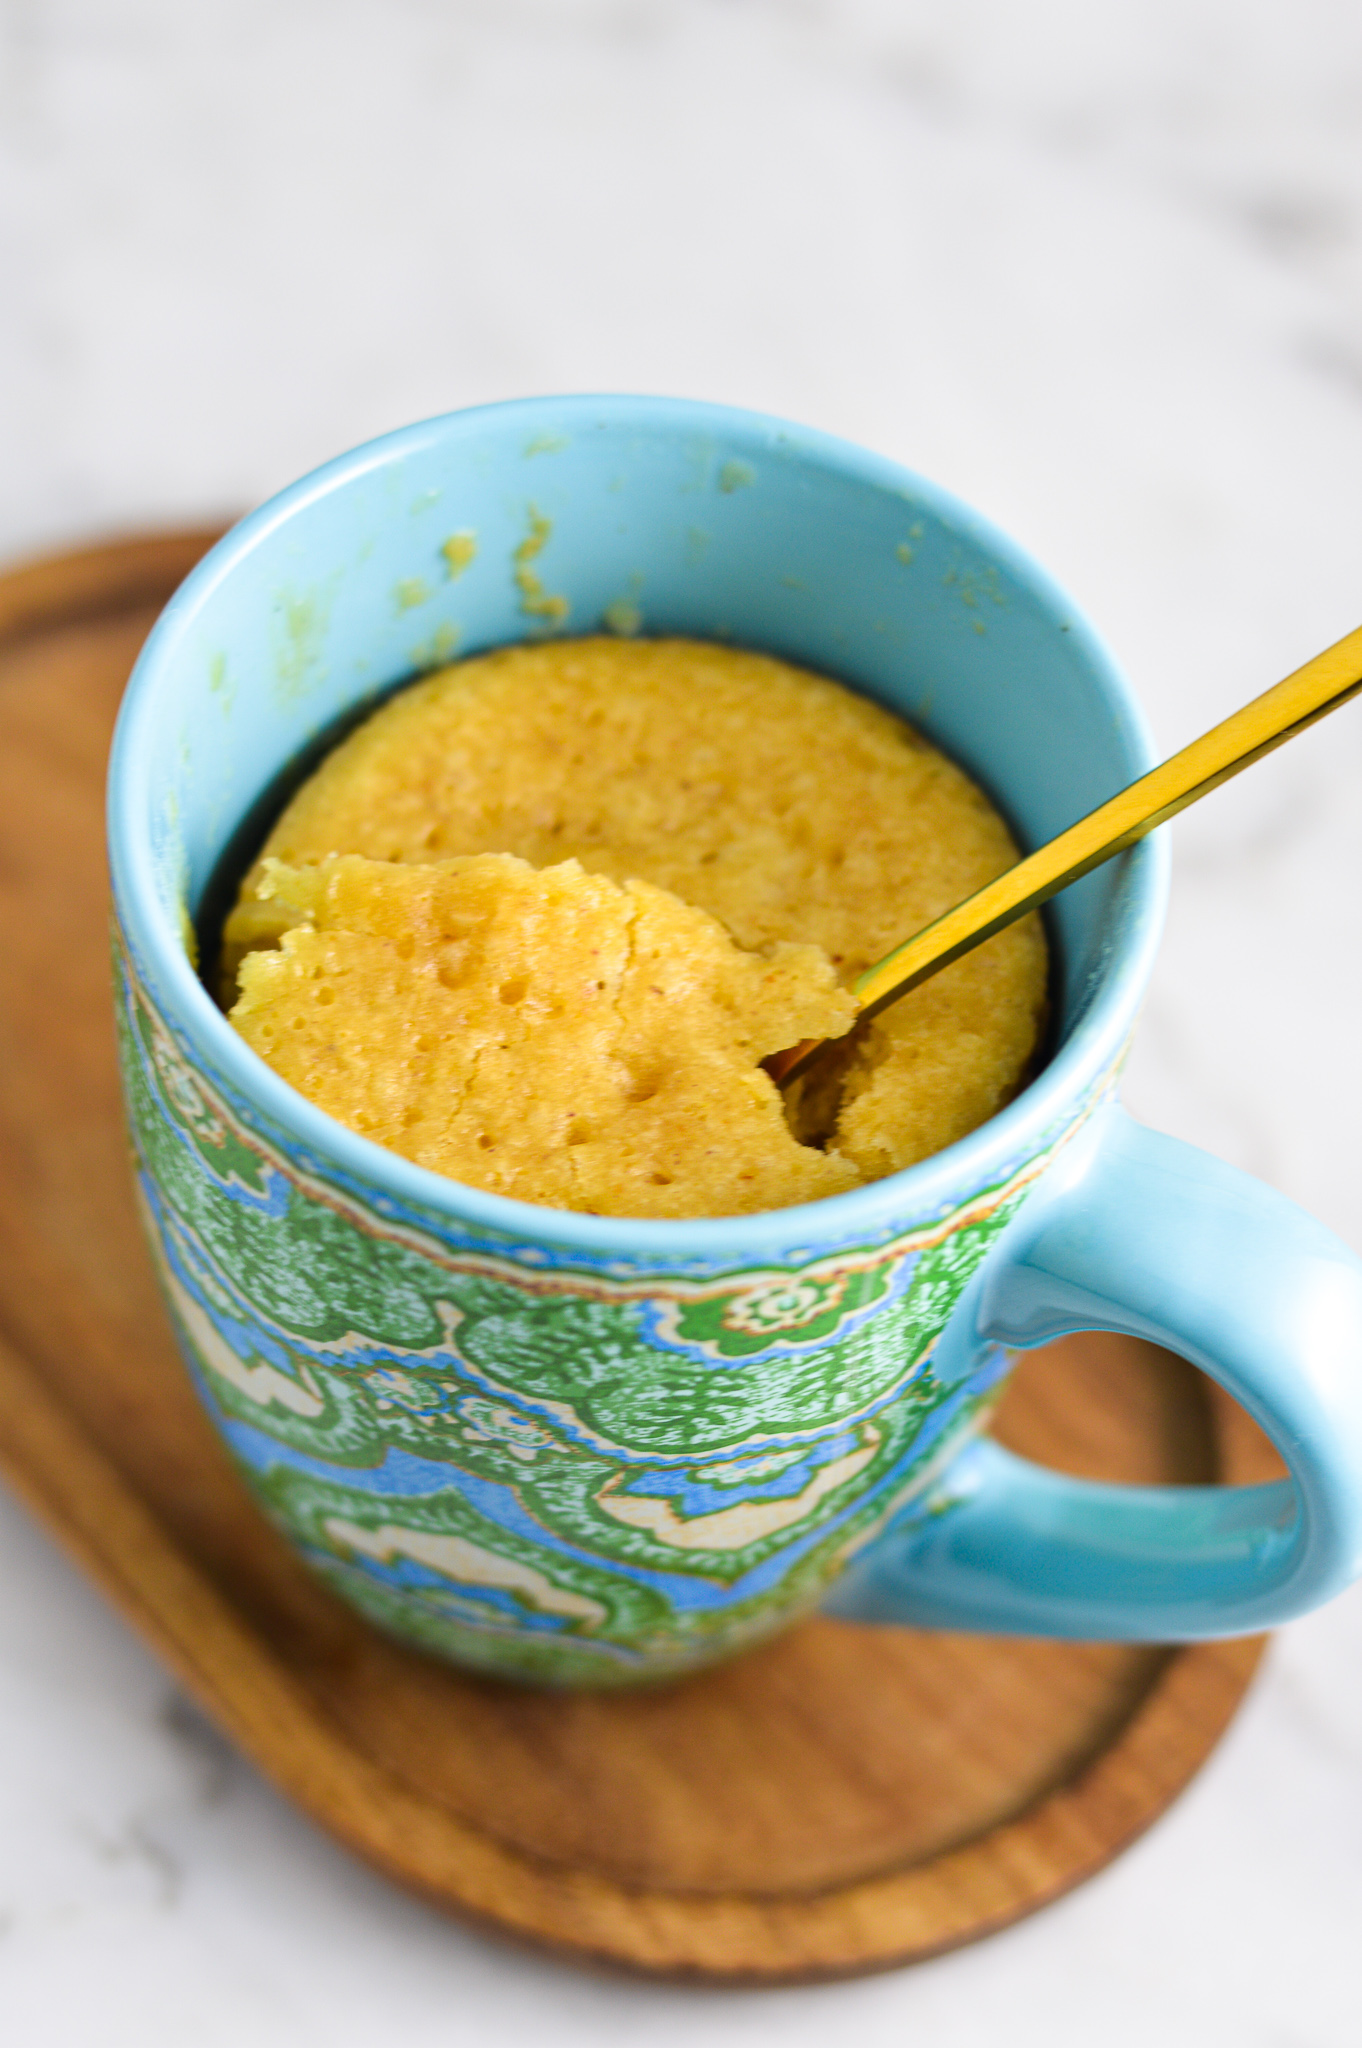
[107,396,1362,1687]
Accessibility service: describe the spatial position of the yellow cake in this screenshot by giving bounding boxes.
[230,853,859,1219]
[222,637,1047,1216]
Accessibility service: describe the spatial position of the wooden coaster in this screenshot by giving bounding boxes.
[0,532,1278,1982]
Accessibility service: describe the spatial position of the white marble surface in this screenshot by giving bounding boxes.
[4,1,1362,2038]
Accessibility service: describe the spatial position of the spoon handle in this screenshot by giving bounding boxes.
[769,622,1362,1087]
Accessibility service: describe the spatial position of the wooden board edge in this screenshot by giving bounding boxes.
[0,527,230,648]
[0,1324,1266,1984]
[0,531,1273,1982]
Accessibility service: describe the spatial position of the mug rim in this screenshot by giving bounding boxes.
[108,393,1169,1260]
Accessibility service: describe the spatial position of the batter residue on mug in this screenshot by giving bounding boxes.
[220,637,1048,1218]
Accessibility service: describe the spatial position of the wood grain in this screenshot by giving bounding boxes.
[0,532,1278,1981]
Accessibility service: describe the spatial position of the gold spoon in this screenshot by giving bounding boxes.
[767,622,1362,1087]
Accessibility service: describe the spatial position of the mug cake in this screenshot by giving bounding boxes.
[220,636,1047,1217]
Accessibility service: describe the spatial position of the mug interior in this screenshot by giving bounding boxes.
[108,395,1167,1255]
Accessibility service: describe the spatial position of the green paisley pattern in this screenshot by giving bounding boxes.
[115,937,1058,1686]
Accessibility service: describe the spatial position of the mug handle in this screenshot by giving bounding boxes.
[826,1103,1362,1639]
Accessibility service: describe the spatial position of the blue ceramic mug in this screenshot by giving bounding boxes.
[107,397,1362,1686]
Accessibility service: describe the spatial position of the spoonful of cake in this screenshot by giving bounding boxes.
[766,622,1362,1086]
